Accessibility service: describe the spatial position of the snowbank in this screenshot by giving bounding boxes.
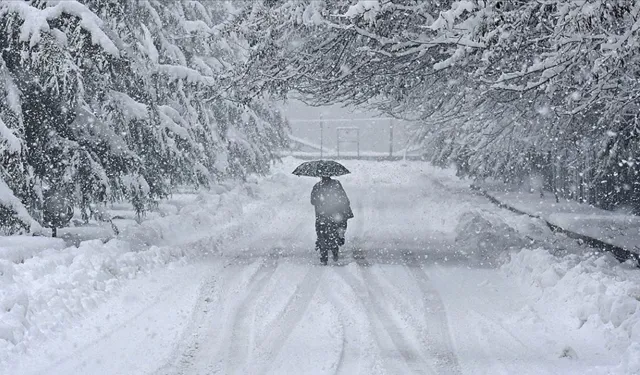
[453,201,640,372]
[0,236,65,263]
[1,239,168,352]
[502,248,640,374]
[117,174,294,250]
[0,172,294,365]
[455,209,529,265]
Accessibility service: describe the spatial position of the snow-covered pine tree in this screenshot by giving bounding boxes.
[0,59,41,233]
[0,0,287,234]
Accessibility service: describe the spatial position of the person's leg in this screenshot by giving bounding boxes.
[315,220,321,252]
[327,222,340,262]
[331,245,339,261]
[337,220,347,246]
[316,219,329,265]
[320,247,329,264]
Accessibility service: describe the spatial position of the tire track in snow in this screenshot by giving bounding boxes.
[336,265,437,375]
[401,250,462,374]
[333,268,394,373]
[173,254,323,375]
[340,188,428,373]
[324,271,380,375]
[360,268,442,375]
[204,181,321,373]
[155,273,220,375]
[369,171,461,375]
[219,252,281,374]
[334,319,348,375]
[249,265,324,374]
[156,257,266,375]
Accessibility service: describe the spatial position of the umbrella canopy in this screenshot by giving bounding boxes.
[292,160,350,177]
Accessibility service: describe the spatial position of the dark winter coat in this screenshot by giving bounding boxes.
[310,178,353,223]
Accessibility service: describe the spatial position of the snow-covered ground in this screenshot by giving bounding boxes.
[1,158,639,374]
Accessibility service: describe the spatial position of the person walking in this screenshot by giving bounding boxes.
[292,160,353,265]
[311,176,353,265]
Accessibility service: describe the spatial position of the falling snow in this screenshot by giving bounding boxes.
[1,1,639,374]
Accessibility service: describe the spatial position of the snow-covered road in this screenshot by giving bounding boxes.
[4,159,633,375]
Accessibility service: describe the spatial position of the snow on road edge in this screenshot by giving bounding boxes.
[453,193,640,373]
[0,172,295,366]
[502,248,640,374]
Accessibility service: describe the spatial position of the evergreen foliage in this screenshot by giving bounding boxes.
[0,1,288,234]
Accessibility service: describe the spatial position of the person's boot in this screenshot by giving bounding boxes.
[337,227,346,246]
[320,248,328,265]
[332,250,339,262]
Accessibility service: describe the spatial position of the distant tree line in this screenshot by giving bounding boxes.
[0,1,288,234]
[233,0,640,212]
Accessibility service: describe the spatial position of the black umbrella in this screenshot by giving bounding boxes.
[292,160,350,177]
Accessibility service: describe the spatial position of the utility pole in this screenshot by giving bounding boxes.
[320,115,324,159]
[389,118,394,157]
[357,127,360,158]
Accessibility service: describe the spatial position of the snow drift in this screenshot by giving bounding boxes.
[502,249,640,374]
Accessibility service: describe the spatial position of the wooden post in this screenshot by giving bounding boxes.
[357,128,360,158]
[389,119,394,157]
[336,127,340,157]
[320,115,324,158]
